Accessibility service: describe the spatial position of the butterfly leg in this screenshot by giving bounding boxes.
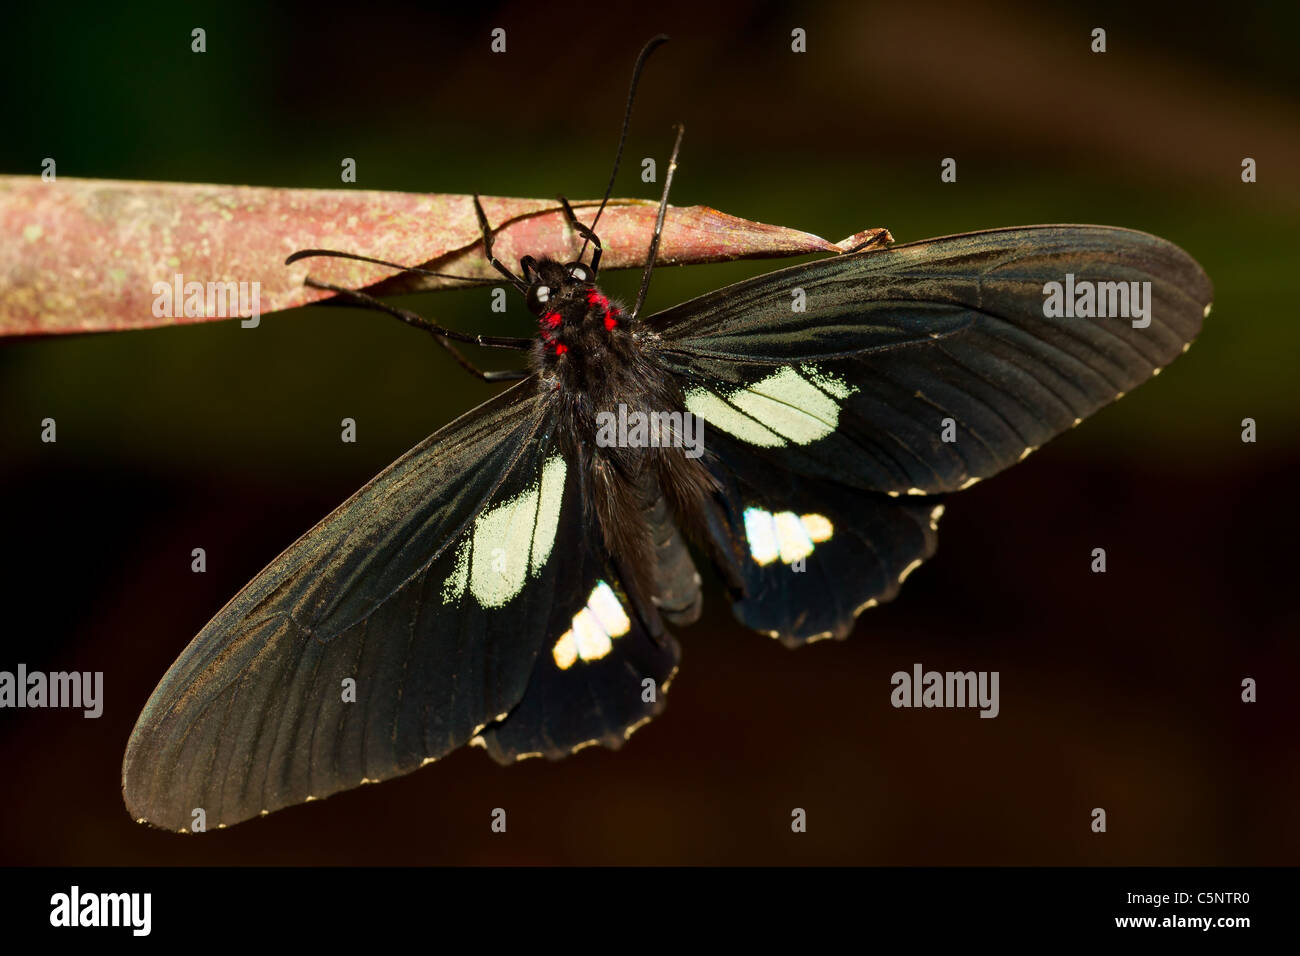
[558,196,603,275]
[428,335,530,382]
[305,278,533,350]
[472,195,529,291]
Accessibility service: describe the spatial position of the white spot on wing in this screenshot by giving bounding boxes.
[684,388,786,447]
[801,513,833,543]
[529,456,566,573]
[587,580,631,637]
[572,607,612,661]
[898,558,923,583]
[743,507,780,565]
[799,364,858,399]
[685,366,855,448]
[551,579,632,670]
[444,454,567,608]
[441,538,470,603]
[774,511,815,564]
[552,630,578,670]
[744,507,833,565]
[728,368,841,444]
[469,490,534,605]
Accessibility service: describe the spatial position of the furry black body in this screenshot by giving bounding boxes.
[527,257,715,634]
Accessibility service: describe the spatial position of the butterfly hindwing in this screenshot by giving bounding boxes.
[700,430,941,646]
[476,565,680,762]
[651,225,1211,495]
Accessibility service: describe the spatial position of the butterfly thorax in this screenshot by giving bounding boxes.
[527,260,626,376]
[525,258,672,435]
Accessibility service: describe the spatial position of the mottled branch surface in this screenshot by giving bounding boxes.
[0,177,866,336]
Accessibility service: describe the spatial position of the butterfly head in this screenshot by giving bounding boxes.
[523,257,624,359]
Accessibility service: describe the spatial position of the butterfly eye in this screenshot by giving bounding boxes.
[526,284,551,313]
[566,262,592,283]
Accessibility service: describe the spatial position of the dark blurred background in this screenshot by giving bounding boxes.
[1,0,1297,865]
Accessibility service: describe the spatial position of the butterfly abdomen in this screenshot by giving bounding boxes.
[642,482,703,625]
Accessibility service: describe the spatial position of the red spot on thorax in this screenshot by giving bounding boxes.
[540,312,562,349]
[586,290,619,330]
[554,343,568,355]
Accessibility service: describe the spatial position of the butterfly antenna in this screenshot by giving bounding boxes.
[580,34,670,260]
[285,248,497,285]
[631,123,683,320]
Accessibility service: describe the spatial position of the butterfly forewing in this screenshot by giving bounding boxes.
[123,380,600,830]
[651,225,1212,496]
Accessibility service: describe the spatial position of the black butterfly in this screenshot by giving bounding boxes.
[122,38,1212,831]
